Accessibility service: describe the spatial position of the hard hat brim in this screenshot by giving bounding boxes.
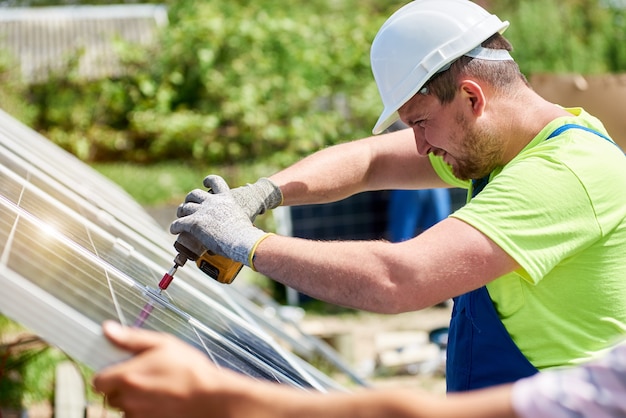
[373,110,402,135]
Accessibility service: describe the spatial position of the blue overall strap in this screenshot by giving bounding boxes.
[546,123,615,143]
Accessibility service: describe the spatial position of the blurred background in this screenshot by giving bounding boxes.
[1,0,626,415]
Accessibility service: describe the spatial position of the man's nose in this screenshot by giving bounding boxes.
[412,127,430,156]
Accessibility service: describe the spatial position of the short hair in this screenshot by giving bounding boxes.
[425,33,529,104]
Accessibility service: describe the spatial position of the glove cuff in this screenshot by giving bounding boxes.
[256,178,283,214]
[248,232,275,271]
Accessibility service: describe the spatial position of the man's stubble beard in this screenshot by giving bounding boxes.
[451,112,503,181]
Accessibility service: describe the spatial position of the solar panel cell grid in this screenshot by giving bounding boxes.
[0,109,344,392]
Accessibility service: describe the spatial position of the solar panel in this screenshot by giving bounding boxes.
[0,108,346,391]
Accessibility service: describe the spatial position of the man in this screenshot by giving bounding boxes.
[95,0,626,408]
[168,0,626,392]
[94,321,626,418]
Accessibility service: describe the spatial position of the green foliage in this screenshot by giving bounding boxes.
[0,48,36,125]
[491,0,625,75]
[20,0,404,166]
[3,0,626,167]
[92,161,216,205]
[0,317,59,409]
[19,348,68,406]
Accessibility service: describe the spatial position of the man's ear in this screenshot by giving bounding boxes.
[459,80,486,117]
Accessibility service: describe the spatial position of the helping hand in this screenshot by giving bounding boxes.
[93,321,238,418]
[170,175,269,266]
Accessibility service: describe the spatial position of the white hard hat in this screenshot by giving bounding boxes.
[370,0,510,134]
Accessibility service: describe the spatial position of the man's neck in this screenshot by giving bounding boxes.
[498,89,572,164]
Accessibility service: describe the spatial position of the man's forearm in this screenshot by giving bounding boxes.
[250,217,517,314]
[228,382,517,418]
[269,140,376,206]
[269,129,442,207]
[250,233,448,314]
[251,234,409,313]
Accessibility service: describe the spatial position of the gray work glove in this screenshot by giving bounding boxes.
[211,176,283,222]
[170,175,272,267]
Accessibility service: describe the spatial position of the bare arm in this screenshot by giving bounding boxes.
[94,322,626,418]
[233,381,516,418]
[93,321,518,418]
[269,128,448,206]
[253,217,519,313]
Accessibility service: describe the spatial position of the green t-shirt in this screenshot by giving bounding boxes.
[432,108,626,370]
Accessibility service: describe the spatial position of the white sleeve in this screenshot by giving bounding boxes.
[511,342,626,418]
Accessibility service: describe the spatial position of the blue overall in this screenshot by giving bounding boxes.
[446,124,618,392]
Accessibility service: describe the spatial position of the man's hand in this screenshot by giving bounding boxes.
[227,177,283,221]
[170,175,269,266]
[92,322,331,418]
[93,321,223,418]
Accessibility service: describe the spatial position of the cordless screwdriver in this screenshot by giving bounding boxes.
[133,232,242,327]
[160,231,243,288]
[133,184,245,327]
